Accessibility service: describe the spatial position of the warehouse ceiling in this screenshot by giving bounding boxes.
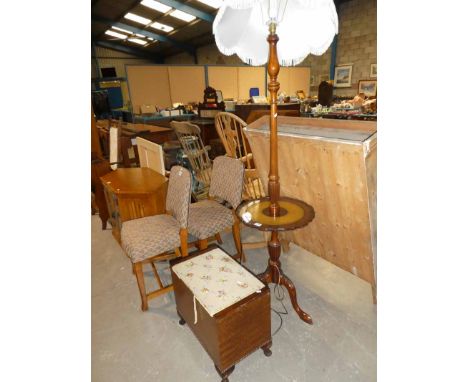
[91,0,348,63]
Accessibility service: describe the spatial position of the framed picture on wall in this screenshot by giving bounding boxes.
[370,64,377,78]
[358,80,377,97]
[334,65,353,87]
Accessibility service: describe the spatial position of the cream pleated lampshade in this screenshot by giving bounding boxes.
[213,0,339,66]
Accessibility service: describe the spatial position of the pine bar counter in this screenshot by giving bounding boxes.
[244,116,377,302]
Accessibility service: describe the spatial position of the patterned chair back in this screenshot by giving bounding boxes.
[166,166,192,229]
[209,156,244,210]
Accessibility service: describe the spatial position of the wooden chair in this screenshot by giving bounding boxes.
[120,166,192,311]
[215,112,291,256]
[187,156,245,261]
[136,137,166,176]
[215,112,265,201]
[171,120,212,200]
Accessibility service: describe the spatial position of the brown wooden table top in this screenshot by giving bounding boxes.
[100,167,167,194]
[121,123,171,134]
[236,196,315,232]
[96,120,171,134]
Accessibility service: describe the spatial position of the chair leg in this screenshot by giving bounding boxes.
[232,219,244,263]
[134,262,148,311]
[150,262,164,289]
[215,233,223,244]
[198,239,208,250]
[180,228,188,257]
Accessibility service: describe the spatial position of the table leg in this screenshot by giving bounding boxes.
[261,340,273,357]
[258,231,313,325]
[215,365,235,382]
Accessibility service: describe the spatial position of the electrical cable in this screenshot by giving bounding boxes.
[271,283,288,336]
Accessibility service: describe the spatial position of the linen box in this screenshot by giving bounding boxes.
[170,246,272,382]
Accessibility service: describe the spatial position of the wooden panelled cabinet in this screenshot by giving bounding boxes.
[100,168,168,242]
[244,116,377,301]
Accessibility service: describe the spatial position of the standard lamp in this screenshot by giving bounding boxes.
[214,0,338,324]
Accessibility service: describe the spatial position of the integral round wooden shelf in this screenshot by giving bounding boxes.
[236,197,315,232]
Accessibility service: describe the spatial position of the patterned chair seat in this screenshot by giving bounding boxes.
[121,215,180,263]
[188,200,234,240]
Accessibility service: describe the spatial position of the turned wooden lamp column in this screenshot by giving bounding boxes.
[267,23,281,218]
[237,24,315,325]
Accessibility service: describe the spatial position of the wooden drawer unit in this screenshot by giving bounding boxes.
[170,246,272,382]
[100,168,168,243]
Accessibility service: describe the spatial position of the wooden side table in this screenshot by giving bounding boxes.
[100,168,168,243]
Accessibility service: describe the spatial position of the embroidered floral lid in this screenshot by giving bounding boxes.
[172,248,265,317]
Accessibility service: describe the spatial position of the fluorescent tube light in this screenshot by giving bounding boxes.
[105,30,127,39]
[150,21,174,32]
[124,12,151,25]
[170,9,196,22]
[197,0,223,8]
[128,38,147,45]
[141,0,172,13]
[111,26,132,34]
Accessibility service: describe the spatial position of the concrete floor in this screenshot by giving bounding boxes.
[92,215,376,382]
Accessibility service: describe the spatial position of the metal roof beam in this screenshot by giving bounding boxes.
[93,40,164,63]
[92,16,196,55]
[156,0,214,23]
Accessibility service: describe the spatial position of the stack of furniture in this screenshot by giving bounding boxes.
[197,86,225,119]
[171,120,213,200]
[91,108,111,230]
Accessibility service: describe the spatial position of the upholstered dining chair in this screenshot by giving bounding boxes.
[187,156,245,262]
[120,165,192,311]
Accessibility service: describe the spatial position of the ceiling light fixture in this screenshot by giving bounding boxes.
[105,30,127,39]
[111,26,133,34]
[150,21,174,32]
[169,9,196,22]
[197,0,223,9]
[141,0,172,13]
[128,38,148,45]
[124,12,151,25]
